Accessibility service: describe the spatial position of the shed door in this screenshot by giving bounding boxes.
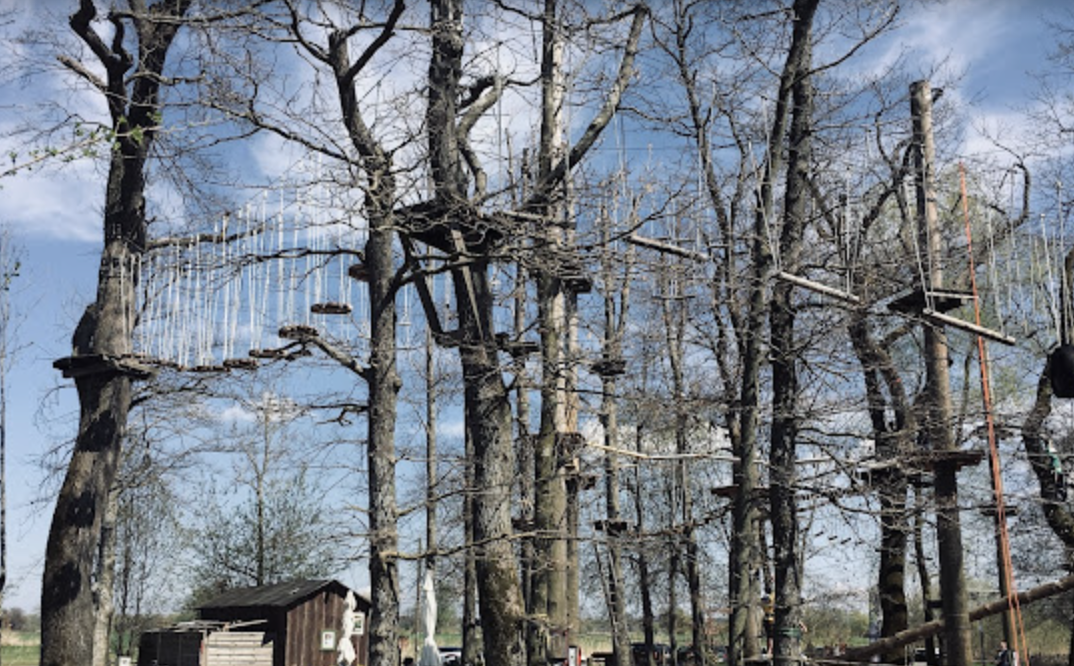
[204,631,274,666]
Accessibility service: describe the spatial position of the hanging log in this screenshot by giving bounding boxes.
[842,573,1074,662]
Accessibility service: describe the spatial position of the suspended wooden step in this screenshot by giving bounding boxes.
[495,332,538,357]
[775,271,860,304]
[54,354,156,380]
[979,503,1018,517]
[250,348,289,359]
[223,357,259,370]
[279,323,319,340]
[562,273,593,294]
[191,364,226,373]
[921,308,1016,346]
[711,484,770,499]
[889,287,973,314]
[591,358,627,377]
[593,519,632,535]
[347,263,370,281]
[311,302,352,315]
[1049,344,1074,398]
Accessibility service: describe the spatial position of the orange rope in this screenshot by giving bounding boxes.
[960,163,1029,662]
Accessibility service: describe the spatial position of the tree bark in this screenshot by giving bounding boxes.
[324,5,406,664]
[769,4,818,663]
[92,484,119,666]
[42,3,191,664]
[729,2,816,661]
[533,0,570,660]
[599,218,633,666]
[455,261,526,666]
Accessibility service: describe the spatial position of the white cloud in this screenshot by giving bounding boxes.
[0,164,102,242]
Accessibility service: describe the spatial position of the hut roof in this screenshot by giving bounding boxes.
[197,579,364,612]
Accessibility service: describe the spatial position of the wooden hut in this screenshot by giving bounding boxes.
[138,579,369,666]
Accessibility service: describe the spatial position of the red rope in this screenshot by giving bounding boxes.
[960,163,1028,662]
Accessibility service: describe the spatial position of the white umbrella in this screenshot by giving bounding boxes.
[337,590,358,666]
[419,569,442,666]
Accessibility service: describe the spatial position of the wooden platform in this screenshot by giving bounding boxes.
[889,288,973,314]
[54,354,156,380]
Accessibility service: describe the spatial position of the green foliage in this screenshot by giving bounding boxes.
[184,470,348,605]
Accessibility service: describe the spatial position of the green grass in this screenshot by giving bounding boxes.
[1,643,40,666]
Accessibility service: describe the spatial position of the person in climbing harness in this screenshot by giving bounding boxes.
[995,641,1018,666]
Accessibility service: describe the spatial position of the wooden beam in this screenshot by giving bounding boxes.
[922,309,1016,346]
[775,271,860,304]
[626,234,710,262]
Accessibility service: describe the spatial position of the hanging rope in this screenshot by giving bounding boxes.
[960,163,1029,663]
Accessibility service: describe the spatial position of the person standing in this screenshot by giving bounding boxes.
[995,641,1018,666]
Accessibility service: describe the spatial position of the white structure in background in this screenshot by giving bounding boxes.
[338,590,359,666]
[419,569,442,666]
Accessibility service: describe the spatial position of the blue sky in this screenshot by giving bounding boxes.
[1,0,1072,614]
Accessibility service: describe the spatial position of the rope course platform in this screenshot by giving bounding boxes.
[591,358,627,377]
[54,354,157,380]
[889,288,974,314]
[888,288,1016,346]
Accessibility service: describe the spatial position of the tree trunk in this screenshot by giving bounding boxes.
[849,315,912,659]
[729,2,815,660]
[770,6,817,662]
[463,428,481,666]
[634,424,657,666]
[326,9,404,665]
[455,260,526,666]
[533,0,570,658]
[92,484,120,666]
[42,3,190,664]
[367,202,401,666]
[599,222,632,666]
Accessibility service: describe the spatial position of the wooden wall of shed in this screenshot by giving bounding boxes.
[283,589,367,666]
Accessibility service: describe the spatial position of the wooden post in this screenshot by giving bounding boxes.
[911,79,974,666]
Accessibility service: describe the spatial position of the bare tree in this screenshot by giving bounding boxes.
[41,2,193,663]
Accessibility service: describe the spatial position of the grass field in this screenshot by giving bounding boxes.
[1,633,40,666]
